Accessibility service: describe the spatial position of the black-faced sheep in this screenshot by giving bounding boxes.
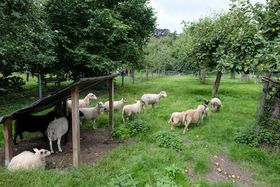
[7,148,51,171]
[141,91,167,108]
[13,111,60,145]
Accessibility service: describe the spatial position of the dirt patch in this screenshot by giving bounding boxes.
[0,128,125,169]
[187,154,254,186]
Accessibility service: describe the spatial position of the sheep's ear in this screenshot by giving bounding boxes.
[33,148,39,153]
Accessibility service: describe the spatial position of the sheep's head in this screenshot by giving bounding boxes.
[87,93,97,100]
[33,148,51,157]
[97,101,105,109]
[159,91,167,98]
[122,97,127,103]
[204,100,209,105]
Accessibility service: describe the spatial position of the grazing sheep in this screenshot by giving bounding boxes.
[47,117,69,153]
[168,111,187,130]
[141,91,167,108]
[79,102,105,122]
[13,111,60,145]
[122,100,143,122]
[210,98,222,112]
[183,103,209,134]
[7,148,51,171]
[67,93,97,110]
[103,98,127,112]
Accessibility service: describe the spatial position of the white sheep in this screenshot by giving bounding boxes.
[168,111,187,130]
[7,148,51,171]
[67,93,97,110]
[79,102,105,122]
[141,91,167,108]
[122,100,143,122]
[103,98,127,112]
[47,117,69,153]
[182,104,208,134]
[210,98,222,112]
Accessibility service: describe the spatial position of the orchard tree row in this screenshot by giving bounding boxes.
[0,0,156,90]
[144,0,279,95]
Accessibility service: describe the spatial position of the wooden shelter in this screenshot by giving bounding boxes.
[0,74,118,166]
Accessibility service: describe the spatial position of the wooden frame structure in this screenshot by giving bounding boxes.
[0,74,118,167]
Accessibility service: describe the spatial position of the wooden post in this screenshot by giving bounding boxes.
[108,79,114,132]
[3,118,12,166]
[71,86,80,167]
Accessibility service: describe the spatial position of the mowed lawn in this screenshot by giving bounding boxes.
[0,75,279,186]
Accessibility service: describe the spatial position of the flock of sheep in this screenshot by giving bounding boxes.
[7,91,222,171]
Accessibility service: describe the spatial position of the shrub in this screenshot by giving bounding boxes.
[234,125,280,147]
[153,131,183,150]
[112,119,150,140]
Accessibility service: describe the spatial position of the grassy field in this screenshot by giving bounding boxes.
[0,74,279,186]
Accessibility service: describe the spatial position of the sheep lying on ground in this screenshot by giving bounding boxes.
[67,93,97,110]
[79,102,105,122]
[141,91,167,108]
[104,98,127,112]
[182,103,209,134]
[122,100,143,122]
[13,111,60,145]
[7,148,51,171]
[210,98,222,112]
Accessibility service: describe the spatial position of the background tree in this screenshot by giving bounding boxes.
[45,0,156,80]
[0,0,55,90]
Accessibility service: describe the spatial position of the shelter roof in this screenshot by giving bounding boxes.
[0,74,119,123]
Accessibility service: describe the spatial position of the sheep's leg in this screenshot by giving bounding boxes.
[58,137,62,152]
[49,140,54,153]
[183,117,192,134]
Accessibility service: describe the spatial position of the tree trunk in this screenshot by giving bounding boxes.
[199,67,206,82]
[212,71,223,96]
[240,73,249,81]
[121,75,124,87]
[146,67,148,80]
[255,73,272,131]
[230,71,235,79]
[272,89,280,119]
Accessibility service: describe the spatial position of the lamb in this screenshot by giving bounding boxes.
[168,111,187,130]
[182,103,209,134]
[122,100,143,122]
[210,98,222,112]
[103,98,127,112]
[13,111,60,145]
[79,102,105,122]
[141,91,167,108]
[7,148,51,171]
[67,92,97,110]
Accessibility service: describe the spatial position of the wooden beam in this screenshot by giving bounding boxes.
[3,118,13,166]
[71,86,80,167]
[108,78,114,132]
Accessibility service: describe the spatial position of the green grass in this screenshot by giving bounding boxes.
[0,74,280,186]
